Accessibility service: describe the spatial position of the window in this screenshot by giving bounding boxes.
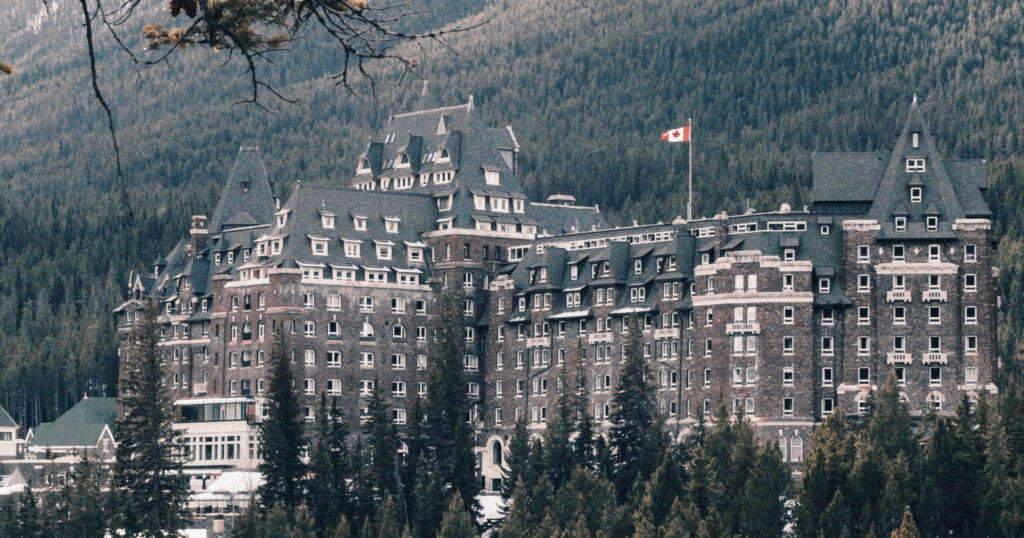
[930,367,942,387]
[782,306,794,324]
[783,274,794,291]
[783,249,795,261]
[858,367,870,385]
[311,239,328,256]
[821,336,834,355]
[733,367,743,386]
[858,245,870,262]
[818,278,830,294]
[858,274,870,292]
[304,321,315,337]
[745,398,755,416]
[965,274,977,292]
[635,259,643,274]
[893,244,905,261]
[392,409,407,425]
[893,274,906,290]
[929,306,941,324]
[783,367,794,386]
[965,306,978,324]
[821,367,833,387]
[820,224,830,235]
[417,355,427,371]
[929,244,940,262]
[858,336,871,355]
[906,158,926,172]
[912,132,920,148]
[821,308,834,325]
[783,336,794,355]
[327,351,342,368]
[893,306,906,324]
[965,244,977,262]
[783,398,794,416]
[926,216,938,231]
[894,217,907,231]
[703,369,712,387]
[928,274,941,290]
[705,338,712,355]
[908,186,923,203]
[858,307,870,325]
[965,336,978,354]
[894,366,906,385]
[893,335,906,353]
[304,349,316,366]
[376,244,392,260]
[359,352,374,368]
[304,378,315,396]
[966,366,978,384]
[344,241,361,258]
[354,217,366,230]
[706,308,714,326]
[391,354,406,370]
[359,296,373,312]
[822,398,834,416]
[790,437,803,462]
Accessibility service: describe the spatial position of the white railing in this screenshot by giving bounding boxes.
[922,290,948,302]
[588,332,614,344]
[922,352,948,364]
[192,383,207,395]
[886,352,913,364]
[654,328,678,339]
[886,290,911,302]
[526,337,550,348]
[726,322,761,334]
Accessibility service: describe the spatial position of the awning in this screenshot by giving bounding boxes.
[721,237,745,250]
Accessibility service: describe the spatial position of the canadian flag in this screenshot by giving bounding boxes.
[661,125,691,143]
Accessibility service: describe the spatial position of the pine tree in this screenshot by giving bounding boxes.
[608,316,665,497]
[794,411,856,537]
[55,454,107,537]
[424,292,478,519]
[331,515,353,538]
[542,405,575,491]
[112,301,188,536]
[639,452,687,530]
[569,337,595,470]
[308,393,352,538]
[258,326,306,512]
[374,497,402,538]
[400,397,426,527]
[738,441,790,537]
[438,493,476,538]
[365,376,399,499]
[16,482,42,538]
[890,509,919,538]
[410,457,445,538]
[501,417,530,504]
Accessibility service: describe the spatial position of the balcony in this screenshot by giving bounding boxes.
[922,290,948,302]
[654,328,678,339]
[886,352,913,364]
[886,290,911,302]
[526,337,550,348]
[922,352,948,364]
[588,332,614,344]
[726,322,761,334]
[192,383,207,395]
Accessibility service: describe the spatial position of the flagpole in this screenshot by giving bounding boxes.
[687,117,693,221]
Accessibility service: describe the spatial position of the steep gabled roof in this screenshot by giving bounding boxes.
[29,397,116,449]
[0,405,16,429]
[208,147,276,233]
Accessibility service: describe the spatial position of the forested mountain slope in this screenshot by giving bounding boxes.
[1,0,1024,426]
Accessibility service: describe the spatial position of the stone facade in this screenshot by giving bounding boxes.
[117,97,999,492]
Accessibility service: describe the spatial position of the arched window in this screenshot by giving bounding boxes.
[492,441,503,466]
[242,321,252,340]
[790,436,804,462]
[230,323,238,341]
[360,322,374,339]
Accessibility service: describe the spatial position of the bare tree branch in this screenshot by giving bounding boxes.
[79,0,134,218]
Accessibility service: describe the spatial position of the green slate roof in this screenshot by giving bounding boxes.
[30,397,116,448]
[0,405,16,429]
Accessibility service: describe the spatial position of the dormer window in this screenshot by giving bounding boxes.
[357,158,370,174]
[354,217,367,231]
[784,249,795,261]
[894,216,907,231]
[926,216,938,232]
[322,215,335,228]
[910,187,922,203]
[408,247,423,262]
[634,259,643,274]
[398,153,409,166]
[311,238,328,256]
[474,195,486,210]
[215,253,222,265]
[377,244,393,260]
[227,252,234,264]
[539,268,548,282]
[438,148,450,162]
[906,158,926,172]
[912,132,920,148]
[272,240,282,255]
[513,199,525,213]
[277,213,288,227]
[384,217,400,234]
[491,197,510,212]
[485,169,500,185]
[344,240,361,258]
[570,265,578,280]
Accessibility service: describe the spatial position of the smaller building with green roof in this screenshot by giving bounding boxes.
[26,396,117,458]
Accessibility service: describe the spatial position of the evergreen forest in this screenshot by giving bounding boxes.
[1,0,1024,429]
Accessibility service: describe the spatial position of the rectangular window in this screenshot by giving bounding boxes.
[821,367,833,387]
[929,306,941,324]
[906,158,926,172]
[783,398,793,416]
[965,336,978,354]
[858,336,871,355]
[858,274,870,293]
[858,367,870,385]
[783,336,794,355]
[894,306,906,324]
[965,274,977,292]
[965,244,977,262]
[965,306,978,324]
[893,335,906,353]
[910,186,923,203]
[783,367,794,386]
[858,245,870,262]
[821,336,834,355]
[818,278,830,294]
[822,398,834,416]
[895,217,907,231]
[858,306,870,325]
[926,216,938,232]
[930,367,942,387]
[893,244,905,261]
[783,274,794,291]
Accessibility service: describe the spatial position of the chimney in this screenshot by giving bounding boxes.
[190,215,209,258]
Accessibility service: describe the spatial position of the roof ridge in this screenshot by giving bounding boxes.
[392,103,470,119]
[294,183,434,198]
